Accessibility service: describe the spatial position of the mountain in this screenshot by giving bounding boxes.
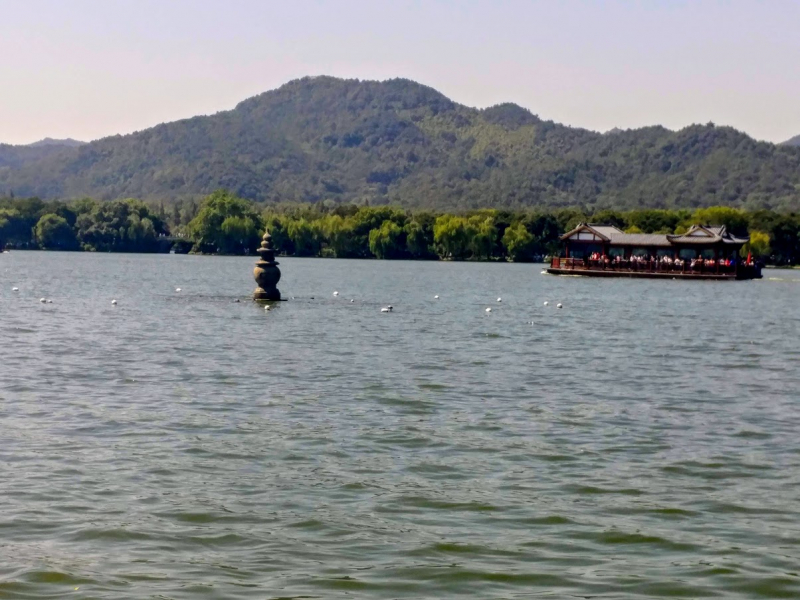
[0,138,86,171]
[1,76,799,211]
[27,137,86,148]
[0,143,75,170]
[782,135,800,147]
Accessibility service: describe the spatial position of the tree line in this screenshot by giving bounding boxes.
[2,191,799,264]
[0,197,170,252]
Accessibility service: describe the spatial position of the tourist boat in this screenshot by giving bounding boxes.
[547,223,762,280]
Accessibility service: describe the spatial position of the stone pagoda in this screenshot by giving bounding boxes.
[253,231,282,301]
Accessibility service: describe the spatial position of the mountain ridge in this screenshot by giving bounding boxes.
[782,134,800,147]
[1,76,799,211]
[27,137,86,148]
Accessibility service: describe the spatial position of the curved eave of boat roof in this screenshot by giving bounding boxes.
[563,223,749,246]
[560,223,612,242]
[666,235,749,245]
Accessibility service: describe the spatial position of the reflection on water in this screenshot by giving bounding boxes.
[2,253,800,599]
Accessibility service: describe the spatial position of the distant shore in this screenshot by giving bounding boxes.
[2,192,798,266]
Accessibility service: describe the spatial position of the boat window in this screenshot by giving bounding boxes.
[632,247,649,258]
[701,249,716,259]
[608,247,625,258]
[679,248,697,259]
[656,248,674,258]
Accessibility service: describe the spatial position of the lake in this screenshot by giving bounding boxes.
[2,251,800,599]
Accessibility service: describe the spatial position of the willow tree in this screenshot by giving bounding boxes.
[369,220,404,259]
[187,190,263,254]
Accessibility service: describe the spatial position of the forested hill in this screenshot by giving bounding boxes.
[783,135,800,147]
[27,138,86,148]
[2,76,799,211]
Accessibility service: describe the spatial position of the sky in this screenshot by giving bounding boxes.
[2,0,798,145]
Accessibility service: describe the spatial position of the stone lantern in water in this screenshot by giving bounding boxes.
[253,231,281,301]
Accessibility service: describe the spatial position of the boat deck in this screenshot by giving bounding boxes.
[547,258,760,280]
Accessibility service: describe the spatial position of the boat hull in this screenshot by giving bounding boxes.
[546,267,761,280]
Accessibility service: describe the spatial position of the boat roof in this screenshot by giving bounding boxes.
[561,223,749,247]
[666,224,749,245]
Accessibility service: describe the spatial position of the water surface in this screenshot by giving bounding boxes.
[2,252,800,599]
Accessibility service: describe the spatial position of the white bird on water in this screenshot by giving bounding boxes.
[111,299,117,305]
[557,303,563,309]
[47,299,53,304]
[12,287,19,292]
[485,307,492,313]
[39,298,46,303]
[497,297,502,302]
[175,287,181,292]
[434,295,439,299]
[381,306,393,313]
[543,301,549,306]
[333,291,339,297]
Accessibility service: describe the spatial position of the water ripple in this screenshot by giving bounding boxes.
[1,253,800,598]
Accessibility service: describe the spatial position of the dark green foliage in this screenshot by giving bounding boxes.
[369,220,404,259]
[0,196,167,252]
[2,191,798,265]
[186,190,263,254]
[34,214,78,250]
[75,198,166,252]
[1,77,799,212]
[0,143,75,170]
[502,223,536,261]
[625,210,688,235]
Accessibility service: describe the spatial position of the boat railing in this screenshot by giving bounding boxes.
[549,257,740,276]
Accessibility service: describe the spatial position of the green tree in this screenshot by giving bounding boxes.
[73,198,166,252]
[433,215,473,259]
[626,209,685,234]
[263,214,292,254]
[748,231,770,258]
[0,209,21,248]
[692,206,749,237]
[348,207,405,256]
[187,190,263,254]
[590,209,626,229]
[286,218,321,256]
[320,214,356,257]
[34,213,78,250]
[767,217,800,265]
[0,201,40,246]
[369,220,405,259]
[469,216,496,260]
[404,219,434,258]
[554,208,587,233]
[220,216,260,254]
[502,222,535,261]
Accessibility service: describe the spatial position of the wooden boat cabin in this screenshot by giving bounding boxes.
[547,223,762,280]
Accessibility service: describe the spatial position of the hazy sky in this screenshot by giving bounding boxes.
[2,0,798,145]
